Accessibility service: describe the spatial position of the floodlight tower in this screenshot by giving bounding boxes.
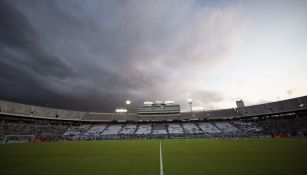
[126,100,131,117]
[187,98,193,117]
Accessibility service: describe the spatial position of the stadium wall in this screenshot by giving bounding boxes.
[0,96,306,122]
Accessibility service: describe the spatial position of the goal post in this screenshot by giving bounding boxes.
[3,135,35,144]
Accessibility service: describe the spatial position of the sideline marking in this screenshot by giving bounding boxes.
[160,140,164,175]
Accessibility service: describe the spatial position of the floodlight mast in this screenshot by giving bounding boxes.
[126,100,131,117]
[187,98,193,117]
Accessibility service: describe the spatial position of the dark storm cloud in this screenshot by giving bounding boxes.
[0,1,83,109]
[0,1,74,77]
[0,0,244,112]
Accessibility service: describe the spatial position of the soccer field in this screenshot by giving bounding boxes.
[0,139,306,175]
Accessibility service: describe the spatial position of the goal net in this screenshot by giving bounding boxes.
[3,135,35,144]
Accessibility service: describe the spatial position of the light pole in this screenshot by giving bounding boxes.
[126,100,131,118]
[187,98,193,117]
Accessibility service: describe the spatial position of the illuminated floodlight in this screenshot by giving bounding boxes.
[299,104,304,107]
[126,100,131,105]
[115,108,127,113]
[187,98,192,103]
[144,101,153,105]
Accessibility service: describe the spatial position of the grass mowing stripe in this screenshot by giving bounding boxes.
[0,140,160,175]
[163,138,307,175]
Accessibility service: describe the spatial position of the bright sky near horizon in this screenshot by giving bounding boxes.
[0,0,306,112]
[200,0,307,110]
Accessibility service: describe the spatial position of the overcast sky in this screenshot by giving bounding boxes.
[0,0,306,112]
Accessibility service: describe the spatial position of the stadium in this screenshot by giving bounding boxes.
[1,96,307,174]
[1,0,307,175]
[1,96,307,142]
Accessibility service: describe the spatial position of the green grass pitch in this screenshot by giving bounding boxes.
[0,138,307,175]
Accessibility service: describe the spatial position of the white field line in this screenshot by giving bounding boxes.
[160,140,164,175]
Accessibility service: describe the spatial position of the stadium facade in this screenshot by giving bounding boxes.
[138,101,180,116]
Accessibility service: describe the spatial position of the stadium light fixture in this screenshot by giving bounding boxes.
[115,108,127,113]
[144,101,153,105]
[299,104,304,107]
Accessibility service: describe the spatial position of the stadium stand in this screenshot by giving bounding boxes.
[135,124,152,135]
[1,114,307,141]
[214,122,239,133]
[232,121,262,133]
[0,96,307,142]
[182,123,203,134]
[82,125,107,136]
[152,124,168,135]
[168,124,184,134]
[63,125,91,137]
[198,123,222,134]
[101,125,122,135]
[119,124,137,135]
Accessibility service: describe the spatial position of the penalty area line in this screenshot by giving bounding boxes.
[160,140,164,175]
